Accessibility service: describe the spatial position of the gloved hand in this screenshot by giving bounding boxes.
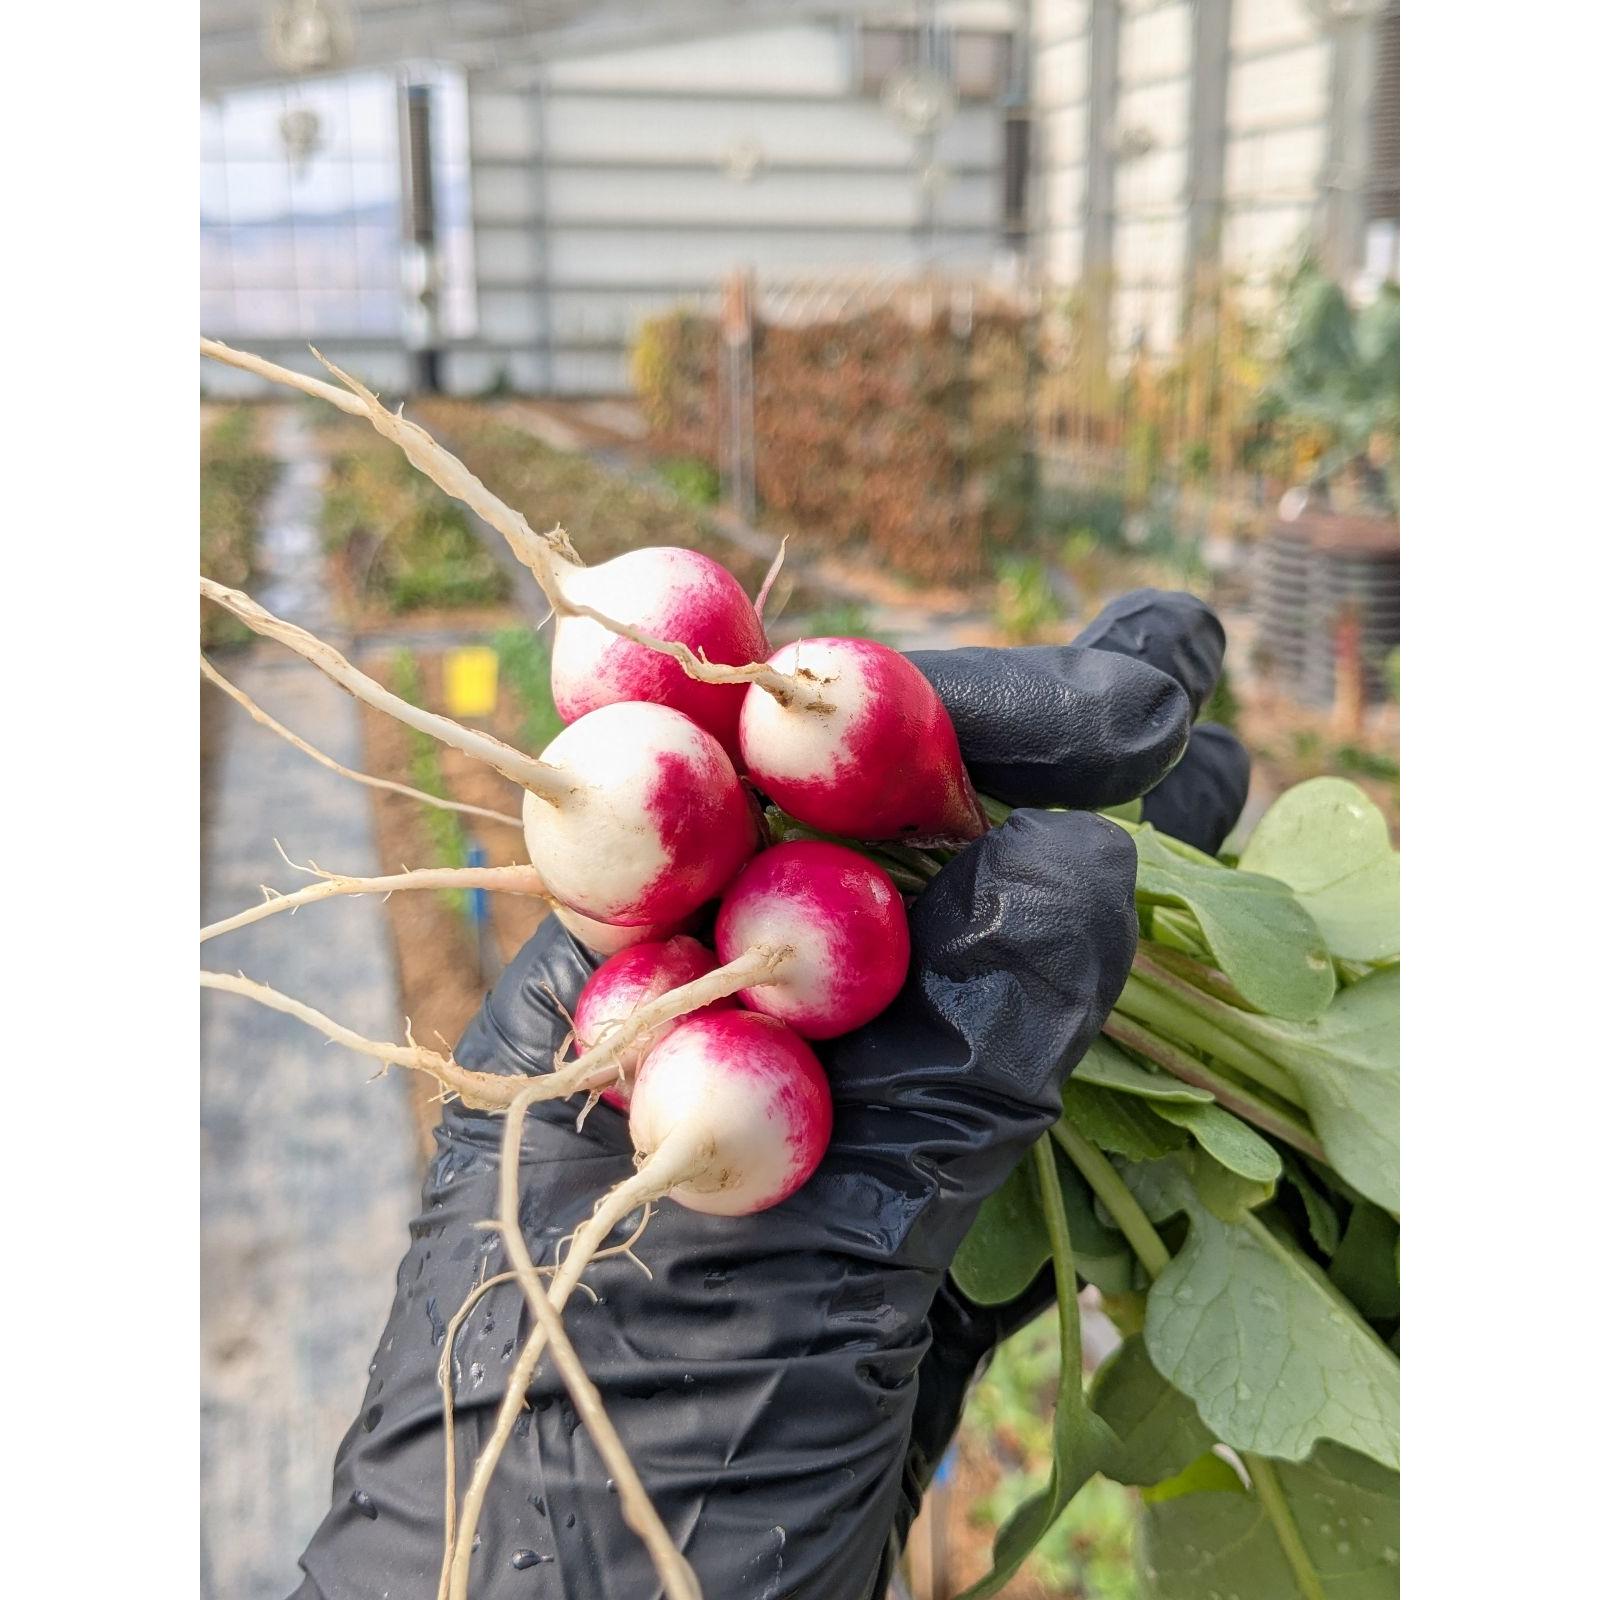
[290,590,1249,1600]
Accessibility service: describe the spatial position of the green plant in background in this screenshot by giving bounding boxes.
[658,456,721,507]
[946,778,1399,1599]
[771,603,893,648]
[491,626,565,753]
[994,556,1065,643]
[387,649,470,919]
[1199,664,1240,730]
[1258,261,1400,509]
[1383,648,1400,703]
[320,436,511,612]
[964,1319,1140,1598]
[200,406,277,647]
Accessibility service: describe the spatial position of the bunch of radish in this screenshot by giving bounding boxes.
[197,339,1003,1600]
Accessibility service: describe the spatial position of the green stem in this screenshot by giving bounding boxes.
[1050,1121,1171,1278]
[979,792,1014,825]
[1049,1130,1330,1600]
[1102,1015,1328,1165]
[1137,938,1256,1011]
[1119,970,1305,1108]
[1032,1138,1085,1374]
[1249,1455,1330,1600]
[1129,951,1308,1059]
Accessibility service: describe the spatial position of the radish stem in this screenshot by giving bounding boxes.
[1118,967,1304,1106]
[1100,1013,1326,1163]
[201,655,522,827]
[753,536,787,620]
[198,970,523,1111]
[200,577,573,801]
[1134,940,1257,1011]
[200,861,548,943]
[1051,1122,1329,1597]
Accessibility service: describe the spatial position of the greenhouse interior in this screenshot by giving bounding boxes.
[200,3,1401,1598]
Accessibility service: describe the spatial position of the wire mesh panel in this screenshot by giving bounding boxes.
[1255,512,1399,708]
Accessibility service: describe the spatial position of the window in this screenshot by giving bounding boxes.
[858,25,918,96]
[1366,1,1400,224]
[199,67,475,341]
[951,31,1015,102]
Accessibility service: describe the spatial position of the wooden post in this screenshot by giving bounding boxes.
[720,268,757,521]
[1332,601,1367,741]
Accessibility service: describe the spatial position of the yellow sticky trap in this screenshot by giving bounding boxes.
[443,646,499,718]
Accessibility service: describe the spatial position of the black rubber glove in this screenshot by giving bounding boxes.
[290,591,1244,1600]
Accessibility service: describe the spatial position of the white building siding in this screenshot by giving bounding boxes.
[466,10,1016,392]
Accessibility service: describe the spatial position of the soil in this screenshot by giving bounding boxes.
[352,649,550,1161]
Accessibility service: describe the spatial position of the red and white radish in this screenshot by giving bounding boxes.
[625,1010,833,1215]
[572,936,732,1110]
[714,839,910,1038]
[523,700,758,927]
[548,547,768,760]
[449,1009,833,1590]
[200,580,758,931]
[548,840,910,1107]
[738,637,988,845]
[554,905,690,957]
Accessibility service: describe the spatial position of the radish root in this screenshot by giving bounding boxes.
[443,1084,704,1600]
[199,970,525,1111]
[200,339,824,714]
[201,655,522,827]
[550,590,829,710]
[754,536,787,621]
[436,1206,653,1578]
[200,577,577,803]
[200,857,548,944]
[201,337,580,576]
[567,941,793,1099]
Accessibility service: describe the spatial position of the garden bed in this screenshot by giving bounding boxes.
[318,416,522,636]
[349,642,553,1156]
[200,405,277,646]
[410,398,841,621]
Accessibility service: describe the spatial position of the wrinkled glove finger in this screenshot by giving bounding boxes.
[1139,722,1252,855]
[907,589,1224,811]
[907,642,1194,810]
[1069,586,1226,719]
[810,809,1137,1264]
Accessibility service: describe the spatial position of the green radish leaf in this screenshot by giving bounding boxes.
[1280,1152,1346,1258]
[1150,1100,1283,1183]
[1142,1450,1248,1504]
[1190,1148,1277,1222]
[1089,1334,1216,1486]
[954,1142,1120,1600]
[1240,777,1400,965]
[1074,1036,1214,1103]
[1244,968,1400,1215]
[1060,1081,1190,1161]
[1148,904,1211,959]
[1130,825,1336,1021]
[951,1158,1050,1306]
[1138,1443,1400,1600]
[1328,1203,1401,1323]
[1130,1162,1400,1469]
[1055,1145,1138,1294]
[1100,796,1144,823]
